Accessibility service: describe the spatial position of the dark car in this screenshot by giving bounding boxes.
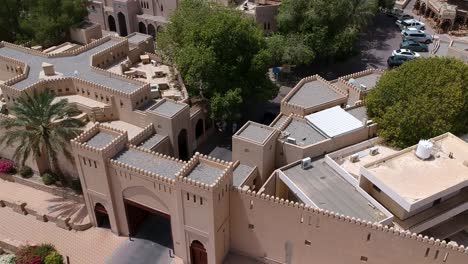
[387,55,412,68]
[396,14,414,22]
[400,40,429,52]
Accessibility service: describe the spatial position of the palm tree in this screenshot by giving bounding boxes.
[0,89,84,182]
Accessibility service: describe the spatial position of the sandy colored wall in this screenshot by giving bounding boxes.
[230,189,468,264]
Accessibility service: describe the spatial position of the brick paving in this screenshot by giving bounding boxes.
[0,179,89,227]
[0,206,125,264]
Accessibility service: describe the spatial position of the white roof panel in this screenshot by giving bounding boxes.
[305,106,364,138]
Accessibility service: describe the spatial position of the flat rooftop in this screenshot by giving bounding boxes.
[233,164,255,187]
[98,120,143,140]
[236,122,276,144]
[85,131,115,149]
[112,148,184,178]
[185,163,223,185]
[305,106,364,138]
[287,79,344,108]
[138,133,167,150]
[0,39,141,93]
[346,106,368,121]
[127,33,151,44]
[281,118,327,146]
[350,72,382,91]
[148,99,186,117]
[53,94,108,108]
[280,159,387,222]
[363,133,468,205]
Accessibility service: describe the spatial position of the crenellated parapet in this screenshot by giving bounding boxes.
[234,187,468,255]
[71,122,127,155]
[128,124,154,146]
[176,152,233,191]
[338,69,385,95]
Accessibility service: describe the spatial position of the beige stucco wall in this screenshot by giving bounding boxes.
[230,188,468,264]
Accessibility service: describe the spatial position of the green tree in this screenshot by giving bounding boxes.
[18,0,88,46]
[0,89,84,181]
[273,0,378,65]
[0,0,24,42]
[366,57,468,148]
[158,0,278,121]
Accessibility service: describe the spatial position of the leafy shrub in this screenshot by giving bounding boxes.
[33,243,55,261]
[0,159,14,173]
[15,245,38,264]
[42,173,57,185]
[0,254,16,264]
[44,251,64,264]
[19,166,33,178]
[70,179,82,194]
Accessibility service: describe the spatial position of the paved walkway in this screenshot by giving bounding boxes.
[0,206,125,264]
[0,179,89,227]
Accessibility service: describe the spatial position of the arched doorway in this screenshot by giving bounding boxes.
[108,15,116,32]
[178,129,188,160]
[94,203,110,228]
[118,12,128,36]
[138,22,147,34]
[190,240,207,264]
[148,24,156,37]
[195,119,204,139]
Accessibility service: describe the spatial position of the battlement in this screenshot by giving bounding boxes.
[71,123,127,155]
[233,187,468,253]
[111,144,185,184]
[338,69,385,94]
[128,124,154,145]
[281,75,347,116]
[176,152,233,191]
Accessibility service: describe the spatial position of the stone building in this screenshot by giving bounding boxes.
[0,33,468,264]
[87,0,281,37]
[414,0,468,31]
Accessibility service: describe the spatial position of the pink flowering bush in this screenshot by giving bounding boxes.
[0,159,14,173]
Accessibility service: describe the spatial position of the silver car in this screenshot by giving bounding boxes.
[401,28,433,44]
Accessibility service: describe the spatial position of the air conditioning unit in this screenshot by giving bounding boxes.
[286,137,297,145]
[360,84,367,90]
[349,154,360,163]
[301,157,312,169]
[348,78,356,84]
[369,147,379,156]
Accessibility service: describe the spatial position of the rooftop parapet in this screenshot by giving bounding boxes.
[338,69,385,93]
[146,98,188,117]
[71,122,127,155]
[235,187,468,254]
[176,152,233,191]
[281,75,347,116]
[234,121,278,146]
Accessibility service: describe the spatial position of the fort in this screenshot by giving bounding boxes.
[0,33,467,264]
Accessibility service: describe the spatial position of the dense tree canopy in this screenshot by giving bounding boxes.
[158,0,277,121]
[0,0,88,46]
[366,57,468,148]
[270,0,379,65]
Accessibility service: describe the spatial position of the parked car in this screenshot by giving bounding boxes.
[392,49,421,59]
[387,55,412,68]
[400,40,429,52]
[401,28,433,44]
[384,7,404,18]
[396,14,414,22]
[396,19,425,30]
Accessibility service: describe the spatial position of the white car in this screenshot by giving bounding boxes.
[396,19,425,30]
[401,28,433,44]
[392,49,421,59]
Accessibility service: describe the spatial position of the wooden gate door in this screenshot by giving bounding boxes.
[190,241,207,264]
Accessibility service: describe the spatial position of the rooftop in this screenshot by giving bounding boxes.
[85,131,116,149]
[346,105,368,121]
[138,133,167,150]
[348,72,382,91]
[287,78,344,109]
[148,99,186,117]
[362,133,468,207]
[270,114,289,129]
[233,164,255,187]
[236,121,276,144]
[112,148,184,178]
[185,162,224,185]
[281,118,327,146]
[279,158,387,222]
[127,33,151,44]
[0,39,141,93]
[305,106,364,138]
